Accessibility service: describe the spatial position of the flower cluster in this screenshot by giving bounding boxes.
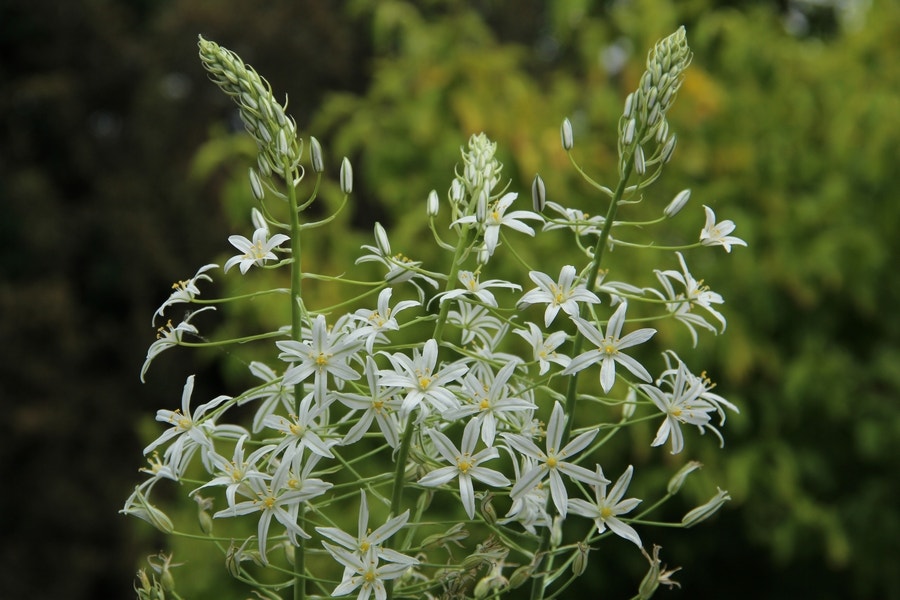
[126,29,745,600]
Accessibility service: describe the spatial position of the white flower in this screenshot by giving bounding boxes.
[379,339,467,420]
[699,205,747,253]
[453,192,543,257]
[651,252,726,346]
[351,288,419,353]
[215,448,331,564]
[323,543,415,600]
[563,302,656,393]
[502,402,599,517]
[640,358,718,454]
[445,361,536,446]
[152,263,218,325]
[141,306,215,382]
[568,465,642,547]
[446,301,503,346]
[277,314,362,405]
[418,419,511,519]
[262,391,336,458]
[518,265,601,327]
[500,455,551,534]
[142,374,232,478]
[335,356,403,448]
[437,270,521,307]
[513,322,571,375]
[316,491,417,566]
[194,434,275,509]
[542,201,606,237]
[223,227,290,274]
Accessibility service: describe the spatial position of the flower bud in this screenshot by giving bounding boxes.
[682,488,731,527]
[561,118,574,150]
[550,515,563,548]
[623,92,635,119]
[623,118,636,146]
[531,173,546,213]
[340,157,353,194]
[666,460,702,494]
[309,136,324,173]
[426,189,439,217]
[622,387,637,419]
[249,167,264,201]
[661,134,677,163]
[450,179,464,204]
[664,189,691,217]
[634,145,646,175]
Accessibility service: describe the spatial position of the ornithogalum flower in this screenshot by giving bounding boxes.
[699,206,747,253]
[518,265,601,327]
[568,465,642,547]
[503,402,600,517]
[418,419,511,519]
[563,302,656,393]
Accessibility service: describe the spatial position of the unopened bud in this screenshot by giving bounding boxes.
[531,174,546,213]
[623,92,636,119]
[249,168,264,201]
[634,145,646,175]
[309,136,324,173]
[340,157,353,194]
[623,118,636,146]
[427,189,439,217]
[475,190,488,223]
[450,179,464,204]
[682,488,731,527]
[666,461,702,494]
[664,189,691,217]
[622,387,637,419]
[561,118,574,150]
[661,134,677,163]
[550,515,563,548]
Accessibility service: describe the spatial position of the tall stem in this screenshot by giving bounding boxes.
[287,166,306,600]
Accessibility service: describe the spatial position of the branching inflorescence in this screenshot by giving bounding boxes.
[126,28,745,600]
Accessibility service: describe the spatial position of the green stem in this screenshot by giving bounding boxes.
[286,165,306,600]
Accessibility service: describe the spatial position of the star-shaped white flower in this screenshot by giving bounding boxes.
[563,302,656,393]
[277,314,362,405]
[502,402,600,517]
[453,192,542,257]
[141,306,216,382]
[513,322,571,375]
[699,205,747,253]
[152,263,218,325]
[518,265,601,327]
[223,226,290,274]
[316,490,417,567]
[437,270,521,307]
[418,419,511,519]
[379,339,467,420]
[568,465,642,547]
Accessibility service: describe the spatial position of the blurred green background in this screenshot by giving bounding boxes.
[2,0,899,598]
